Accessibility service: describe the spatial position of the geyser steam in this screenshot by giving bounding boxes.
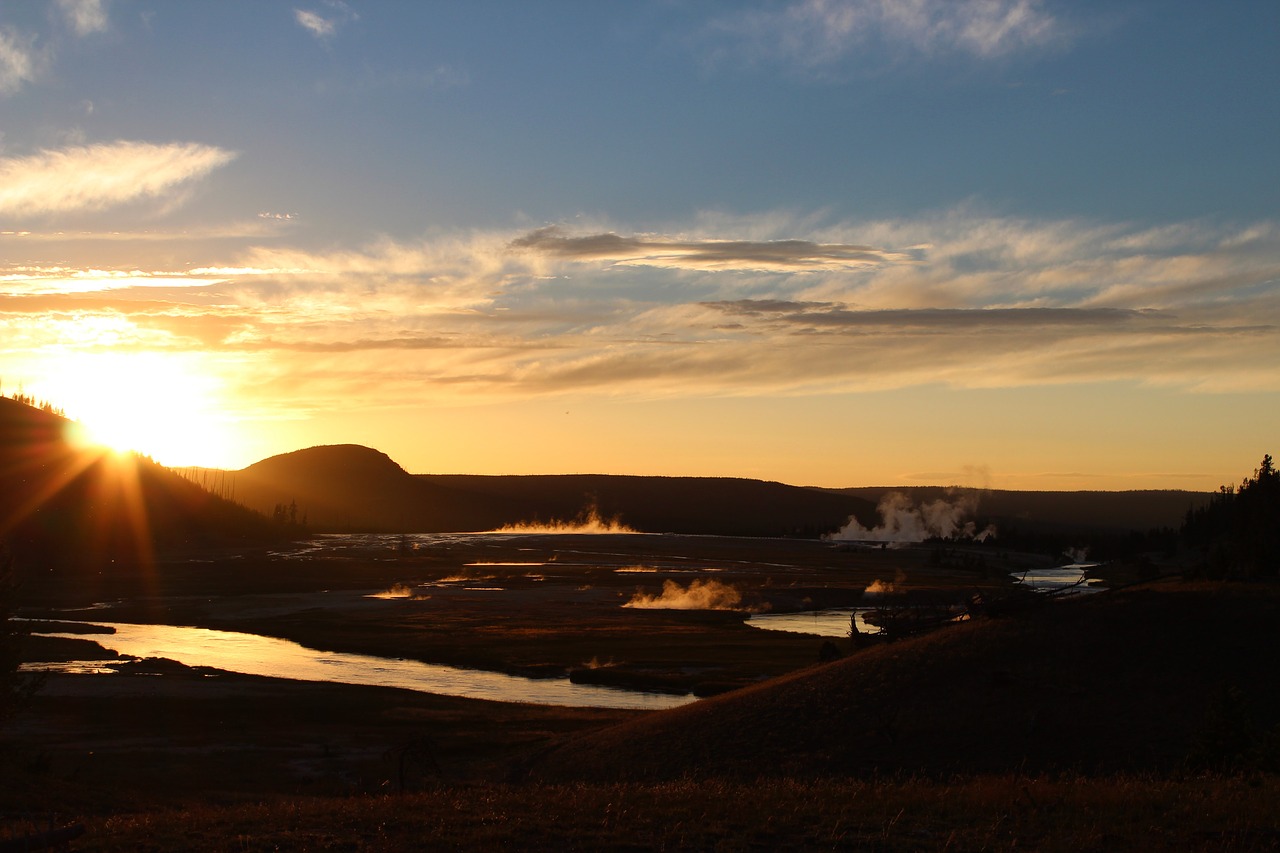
[826,491,996,544]
[494,502,635,534]
[623,579,743,611]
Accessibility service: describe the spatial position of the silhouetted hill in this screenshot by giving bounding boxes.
[228,445,519,532]
[0,397,277,570]
[227,444,878,535]
[529,582,1280,781]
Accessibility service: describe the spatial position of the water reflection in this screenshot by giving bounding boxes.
[746,608,881,638]
[27,621,694,711]
[1014,563,1104,594]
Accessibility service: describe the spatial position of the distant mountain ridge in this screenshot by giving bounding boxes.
[227,444,876,536]
[228,444,520,532]
[420,472,874,538]
[834,485,1212,535]
[224,444,1211,538]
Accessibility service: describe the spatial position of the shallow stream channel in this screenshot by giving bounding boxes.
[24,620,695,711]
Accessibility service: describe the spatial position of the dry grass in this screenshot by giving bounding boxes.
[17,775,1274,851]
[530,582,1280,782]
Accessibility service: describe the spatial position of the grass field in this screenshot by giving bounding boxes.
[7,773,1278,851]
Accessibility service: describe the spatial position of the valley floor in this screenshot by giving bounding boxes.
[5,535,1275,850]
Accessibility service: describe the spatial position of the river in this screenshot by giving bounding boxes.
[25,620,695,711]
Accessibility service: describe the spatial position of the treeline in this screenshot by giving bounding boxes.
[1183,454,1279,579]
[977,455,1277,577]
[968,524,1181,567]
[271,499,307,532]
[0,383,64,418]
[176,467,239,503]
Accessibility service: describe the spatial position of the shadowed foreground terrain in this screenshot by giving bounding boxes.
[5,574,1279,850]
[528,581,1280,782]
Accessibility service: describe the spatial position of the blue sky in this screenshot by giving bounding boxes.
[1,1,1277,489]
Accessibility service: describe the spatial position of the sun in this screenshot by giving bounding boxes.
[45,351,241,468]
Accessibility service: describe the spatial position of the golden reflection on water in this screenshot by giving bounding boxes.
[28,621,693,710]
[747,608,881,638]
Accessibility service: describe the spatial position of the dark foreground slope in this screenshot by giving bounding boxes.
[0,398,275,569]
[229,444,878,535]
[529,582,1280,781]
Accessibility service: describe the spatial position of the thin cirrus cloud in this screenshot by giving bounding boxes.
[294,10,336,39]
[206,214,1277,402]
[0,1,106,96]
[294,2,358,40]
[5,211,1279,407]
[56,0,109,37]
[0,265,227,297]
[700,301,1156,329]
[704,0,1068,72]
[509,225,911,271]
[0,27,40,94]
[0,141,237,217]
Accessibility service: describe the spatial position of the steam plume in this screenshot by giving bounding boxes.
[493,502,635,534]
[369,582,430,600]
[826,491,996,544]
[623,579,743,611]
[1063,547,1091,565]
[863,571,907,598]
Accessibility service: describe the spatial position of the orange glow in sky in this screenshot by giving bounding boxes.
[41,351,240,468]
[1,3,1277,491]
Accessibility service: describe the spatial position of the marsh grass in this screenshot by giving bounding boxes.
[52,775,1280,851]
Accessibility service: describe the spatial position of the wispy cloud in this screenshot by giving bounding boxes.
[294,2,358,40]
[701,301,1157,329]
[0,1,106,96]
[0,220,285,243]
[704,0,1068,74]
[295,10,335,39]
[4,211,1279,413]
[57,0,109,37]
[510,226,910,271]
[0,141,236,217]
[0,266,226,296]
[0,27,41,95]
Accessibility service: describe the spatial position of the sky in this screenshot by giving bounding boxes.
[1,0,1277,491]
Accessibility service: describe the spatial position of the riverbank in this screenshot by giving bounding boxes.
[3,669,636,813]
